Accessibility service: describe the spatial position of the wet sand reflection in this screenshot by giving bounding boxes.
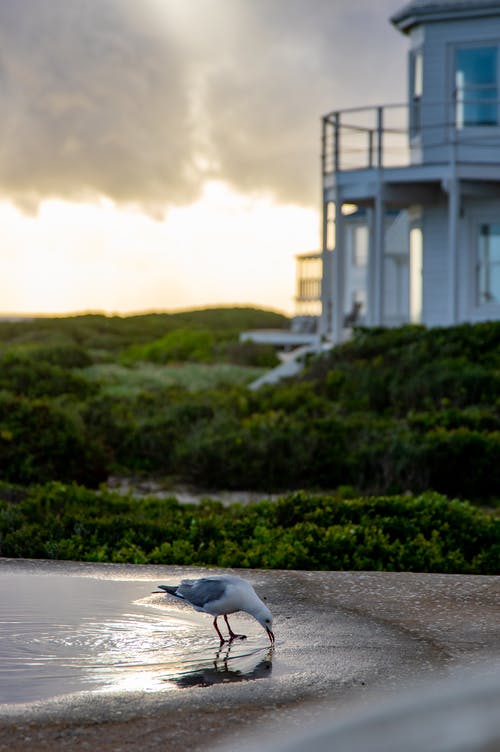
[170,643,274,688]
[0,572,274,704]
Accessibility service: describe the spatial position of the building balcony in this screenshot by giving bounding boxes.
[322,100,500,212]
[322,99,500,201]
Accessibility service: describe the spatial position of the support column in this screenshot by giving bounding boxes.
[369,186,385,326]
[447,178,460,325]
[320,190,334,339]
[320,249,333,339]
[332,193,345,343]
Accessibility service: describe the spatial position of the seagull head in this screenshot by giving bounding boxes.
[252,603,275,644]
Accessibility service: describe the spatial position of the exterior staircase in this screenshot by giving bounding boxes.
[248,342,326,389]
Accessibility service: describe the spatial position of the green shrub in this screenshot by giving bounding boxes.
[82,362,263,395]
[218,342,280,368]
[0,393,108,486]
[0,308,288,354]
[306,321,500,414]
[0,350,95,399]
[421,428,500,500]
[389,358,500,411]
[122,329,215,364]
[26,344,93,369]
[0,484,498,574]
[1,318,500,503]
[407,406,500,433]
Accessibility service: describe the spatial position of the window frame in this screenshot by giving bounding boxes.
[466,209,500,319]
[452,41,500,131]
[410,48,423,139]
[477,221,500,306]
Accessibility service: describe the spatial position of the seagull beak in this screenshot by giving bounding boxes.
[266,626,275,644]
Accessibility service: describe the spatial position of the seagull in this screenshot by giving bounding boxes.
[155,574,275,645]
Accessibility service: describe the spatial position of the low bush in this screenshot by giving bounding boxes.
[307,321,500,414]
[0,308,288,354]
[122,328,215,364]
[0,393,108,486]
[81,362,263,396]
[217,342,280,368]
[0,350,95,399]
[1,318,500,503]
[0,484,497,574]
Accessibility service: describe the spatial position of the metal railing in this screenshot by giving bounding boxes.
[322,104,409,173]
[322,99,500,174]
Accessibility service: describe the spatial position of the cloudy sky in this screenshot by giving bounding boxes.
[0,0,407,315]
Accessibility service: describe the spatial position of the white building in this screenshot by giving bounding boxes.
[322,0,500,342]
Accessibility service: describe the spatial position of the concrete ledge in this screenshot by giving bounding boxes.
[0,561,498,752]
[233,662,500,752]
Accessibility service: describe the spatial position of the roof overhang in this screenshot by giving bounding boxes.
[391,1,500,34]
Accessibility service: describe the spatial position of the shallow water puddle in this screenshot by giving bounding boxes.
[0,571,274,704]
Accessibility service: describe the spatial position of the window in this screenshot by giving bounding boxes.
[326,201,335,250]
[478,223,500,304]
[352,225,369,267]
[455,46,498,127]
[410,49,423,136]
[409,227,422,323]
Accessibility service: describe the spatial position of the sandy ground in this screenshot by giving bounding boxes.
[0,560,499,751]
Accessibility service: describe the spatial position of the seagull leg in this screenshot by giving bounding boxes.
[213,616,226,645]
[214,643,232,670]
[224,614,247,641]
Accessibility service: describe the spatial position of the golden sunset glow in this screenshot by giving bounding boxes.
[0,182,318,315]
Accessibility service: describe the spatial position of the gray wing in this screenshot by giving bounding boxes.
[178,578,227,608]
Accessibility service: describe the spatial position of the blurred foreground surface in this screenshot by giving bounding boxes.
[0,559,498,751]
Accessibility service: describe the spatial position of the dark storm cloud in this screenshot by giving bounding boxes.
[200,0,407,206]
[0,0,406,214]
[0,0,198,215]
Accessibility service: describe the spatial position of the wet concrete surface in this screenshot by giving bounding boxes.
[0,559,499,751]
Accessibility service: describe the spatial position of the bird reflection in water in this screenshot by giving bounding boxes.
[170,643,274,688]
